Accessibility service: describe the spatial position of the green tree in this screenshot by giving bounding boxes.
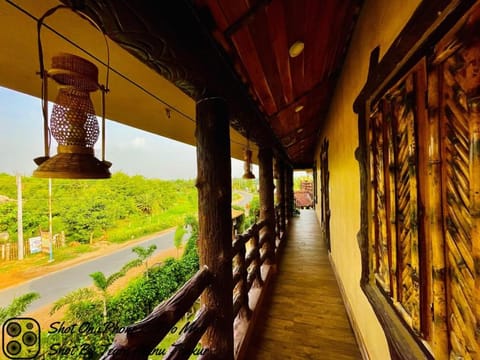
[44,216,201,359]
[132,244,157,279]
[89,258,141,323]
[0,292,40,323]
[49,288,98,319]
[173,225,186,257]
[0,172,197,246]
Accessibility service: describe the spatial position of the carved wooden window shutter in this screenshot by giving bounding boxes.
[430,17,480,358]
[319,139,331,252]
[369,63,426,337]
[359,2,480,358]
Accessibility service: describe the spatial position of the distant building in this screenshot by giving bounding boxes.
[294,181,313,209]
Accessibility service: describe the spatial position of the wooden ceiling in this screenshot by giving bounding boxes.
[25,0,364,169]
[193,0,362,166]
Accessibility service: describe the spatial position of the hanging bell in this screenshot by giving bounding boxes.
[33,53,111,179]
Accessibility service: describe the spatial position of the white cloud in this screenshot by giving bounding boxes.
[131,137,146,148]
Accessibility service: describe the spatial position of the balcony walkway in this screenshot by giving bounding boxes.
[246,209,362,360]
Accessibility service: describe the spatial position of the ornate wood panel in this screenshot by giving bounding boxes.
[369,70,423,335]
[356,1,480,359]
[319,139,331,252]
[433,15,480,358]
[369,103,391,292]
[389,76,421,334]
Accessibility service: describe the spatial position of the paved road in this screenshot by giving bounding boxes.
[0,192,253,313]
[234,190,253,207]
[0,230,175,312]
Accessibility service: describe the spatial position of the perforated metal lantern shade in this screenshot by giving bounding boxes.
[242,148,255,179]
[34,53,111,179]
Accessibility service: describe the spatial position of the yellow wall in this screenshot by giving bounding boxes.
[314,0,421,358]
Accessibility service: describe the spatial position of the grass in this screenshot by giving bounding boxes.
[107,208,195,244]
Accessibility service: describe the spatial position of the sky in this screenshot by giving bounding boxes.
[0,86,253,179]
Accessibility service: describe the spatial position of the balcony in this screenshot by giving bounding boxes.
[99,201,361,359]
[246,209,361,359]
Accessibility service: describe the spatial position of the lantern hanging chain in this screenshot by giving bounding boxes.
[37,5,68,158]
[74,11,112,163]
[37,5,111,162]
[100,33,110,163]
[41,61,49,158]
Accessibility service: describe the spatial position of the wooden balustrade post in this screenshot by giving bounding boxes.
[258,147,275,265]
[236,239,251,318]
[253,225,264,285]
[195,97,233,360]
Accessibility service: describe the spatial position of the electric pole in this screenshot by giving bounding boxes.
[48,178,53,262]
[17,174,24,260]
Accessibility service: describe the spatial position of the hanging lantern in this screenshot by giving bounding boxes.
[33,53,111,179]
[242,144,255,179]
[273,158,280,179]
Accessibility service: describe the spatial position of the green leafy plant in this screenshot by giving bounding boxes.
[90,258,142,323]
[173,225,186,257]
[132,244,157,279]
[43,216,200,359]
[0,173,197,244]
[0,292,40,323]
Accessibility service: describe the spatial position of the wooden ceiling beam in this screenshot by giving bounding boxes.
[224,0,273,37]
[268,76,333,119]
[304,0,331,90]
[230,27,277,114]
[284,0,306,96]
[265,0,294,105]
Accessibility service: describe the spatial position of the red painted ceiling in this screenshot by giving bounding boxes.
[194,0,362,167]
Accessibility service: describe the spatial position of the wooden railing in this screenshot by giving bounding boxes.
[274,205,282,246]
[100,267,213,359]
[101,213,286,360]
[232,220,266,319]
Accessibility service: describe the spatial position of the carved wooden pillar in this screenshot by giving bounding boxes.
[195,97,233,360]
[286,166,294,218]
[258,147,275,264]
[283,165,289,221]
[277,159,286,236]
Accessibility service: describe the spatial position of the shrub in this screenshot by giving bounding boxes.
[40,216,200,359]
